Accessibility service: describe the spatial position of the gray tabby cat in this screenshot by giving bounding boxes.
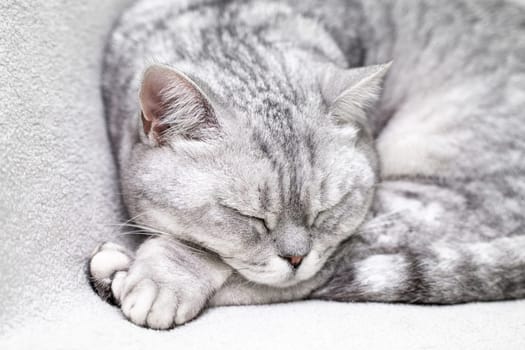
[89,0,525,329]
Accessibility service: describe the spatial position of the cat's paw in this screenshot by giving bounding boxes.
[89,239,216,329]
[114,261,208,329]
[88,242,133,305]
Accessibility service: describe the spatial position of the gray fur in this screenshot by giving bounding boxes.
[89,0,525,329]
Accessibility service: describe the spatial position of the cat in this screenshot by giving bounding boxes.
[89,0,525,329]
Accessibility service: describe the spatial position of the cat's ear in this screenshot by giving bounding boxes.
[322,62,391,129]
[139,65,218,145]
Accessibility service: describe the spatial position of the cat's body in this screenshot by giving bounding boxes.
[90,0,525,329]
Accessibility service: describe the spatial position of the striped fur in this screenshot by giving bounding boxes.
[91,0,525,328]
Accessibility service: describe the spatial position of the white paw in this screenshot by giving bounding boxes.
[89,240,210,329]
[118,265,207,329]
[89,242,133,303]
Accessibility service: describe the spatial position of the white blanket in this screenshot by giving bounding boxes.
[1,1,524,349]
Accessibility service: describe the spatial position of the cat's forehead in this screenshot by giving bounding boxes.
[214,90,365,217]
[220,131,356,218]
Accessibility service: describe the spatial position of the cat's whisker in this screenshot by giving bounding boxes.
[98,211,150,229]
[111,224,213,256]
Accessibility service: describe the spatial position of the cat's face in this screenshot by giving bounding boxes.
[122,64,388,287]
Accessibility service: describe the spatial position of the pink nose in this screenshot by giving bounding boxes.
[282,255,304,268]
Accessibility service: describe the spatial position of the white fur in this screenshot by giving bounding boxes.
[90,244,131,280]
[355,254,407,294]
[377,85,480,176]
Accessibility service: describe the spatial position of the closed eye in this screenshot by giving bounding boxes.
[219,203,270,232]
[312,209,329,227]
[312,191,352,227]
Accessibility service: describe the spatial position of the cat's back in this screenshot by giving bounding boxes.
[102,0,525,170]
[364,0,525,177]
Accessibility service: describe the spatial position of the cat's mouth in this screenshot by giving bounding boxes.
[230,251,323,288]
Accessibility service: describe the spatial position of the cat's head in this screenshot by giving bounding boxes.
[122,63,389,287]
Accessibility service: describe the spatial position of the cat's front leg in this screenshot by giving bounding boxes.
[89,237,232,329]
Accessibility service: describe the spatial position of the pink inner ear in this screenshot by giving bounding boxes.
[139,66,183,143]
[138,65,217,143]
[141,111,152,134]
[140,67,175,122]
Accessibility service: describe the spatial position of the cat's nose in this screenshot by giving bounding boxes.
[281,255,304,268]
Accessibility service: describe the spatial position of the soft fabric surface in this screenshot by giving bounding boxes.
[1,1,524,349]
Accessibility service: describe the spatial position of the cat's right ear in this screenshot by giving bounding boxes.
[139,65,218,145]
[322,62,391,133]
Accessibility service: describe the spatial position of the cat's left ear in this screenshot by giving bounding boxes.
[322,62,391,130]
[139,65,218,145]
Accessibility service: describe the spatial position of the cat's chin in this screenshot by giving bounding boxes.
[260,270,321,288]
[242,267,321,289]
[268,277,306,288]
[235,251,325,288]
[238,270,294,287]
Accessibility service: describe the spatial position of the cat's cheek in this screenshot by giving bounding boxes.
[235,257,291,286]
[295,250,323,282]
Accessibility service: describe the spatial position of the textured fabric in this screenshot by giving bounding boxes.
[1,0,524,349]
[0,0,129,334]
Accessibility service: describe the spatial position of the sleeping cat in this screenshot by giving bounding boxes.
[89,0,525,329]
